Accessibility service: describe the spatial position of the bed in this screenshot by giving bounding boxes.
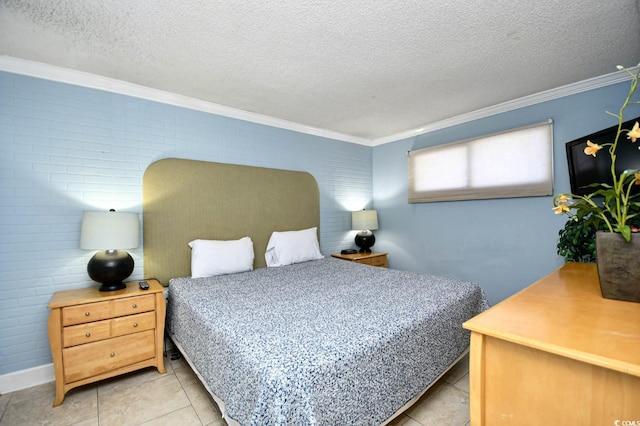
[143,158,489,425]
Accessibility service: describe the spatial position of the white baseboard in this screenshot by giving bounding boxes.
[0,364,54,394]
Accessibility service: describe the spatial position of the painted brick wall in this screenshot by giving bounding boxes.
[0,71,373,375]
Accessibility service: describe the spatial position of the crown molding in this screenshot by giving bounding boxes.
[372,66,638,146]
[0,56,371,146]
[1,56,634,148]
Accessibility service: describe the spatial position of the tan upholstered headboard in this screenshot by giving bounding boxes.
[143,158,320,285]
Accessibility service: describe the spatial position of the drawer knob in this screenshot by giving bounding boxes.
[85,332,91,337]
[132,303,137,309]
[85,312,90,316]
[110,352,115,357]
[133,323,138,328]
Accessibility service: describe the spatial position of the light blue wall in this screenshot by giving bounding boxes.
[2,69,638,377]
[0,71,373,375]
[372,81,640,305]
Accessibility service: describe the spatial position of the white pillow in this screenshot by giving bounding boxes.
[265,227,324,267]
[188,237,254,278]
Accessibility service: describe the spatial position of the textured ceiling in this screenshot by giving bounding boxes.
[1,0,640,142]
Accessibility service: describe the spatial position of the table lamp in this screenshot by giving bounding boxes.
[352,209,378,253]
[80,209,140,291]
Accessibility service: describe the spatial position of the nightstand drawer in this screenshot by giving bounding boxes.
[62,301,111,326]
[368,256,388,267]
[332,252,388,268]
[111,311,156,337]
[113,294,155,316]
[63,319,111,347]
[63,311,156,347]
[63,330,156,383]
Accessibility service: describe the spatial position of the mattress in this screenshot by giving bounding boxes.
[168,257,489,425]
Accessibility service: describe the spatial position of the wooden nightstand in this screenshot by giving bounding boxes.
[48,279,166,406]
[331,252,388,268]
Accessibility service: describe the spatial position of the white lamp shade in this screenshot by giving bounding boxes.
[80,211,140,250]
[352,209,379,231]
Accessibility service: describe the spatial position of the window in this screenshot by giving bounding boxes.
[408,120,553,203]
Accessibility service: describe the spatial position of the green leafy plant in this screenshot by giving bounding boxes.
[556,214,601,262]
[557,207,640,262]
[553,64,640,243]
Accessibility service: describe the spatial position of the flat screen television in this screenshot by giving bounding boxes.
[565,116,640,196]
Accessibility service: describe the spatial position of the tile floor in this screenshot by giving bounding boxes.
[0,352,471,426]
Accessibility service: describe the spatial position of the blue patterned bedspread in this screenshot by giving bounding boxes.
[168,257,489,425]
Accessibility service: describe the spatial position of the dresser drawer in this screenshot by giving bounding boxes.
[111,311,156,337]
[63,330,156,383]
[63,319,111,347]
[62,301,111,326]
[113,294,155,316]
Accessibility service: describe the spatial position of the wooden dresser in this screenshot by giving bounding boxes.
[331,252,388,267]
[463,263,640,425]
[48,279,166,406]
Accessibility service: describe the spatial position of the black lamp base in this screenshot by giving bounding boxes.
[87,250,134,292]
[355,231,376,253]
[98,281,127,292]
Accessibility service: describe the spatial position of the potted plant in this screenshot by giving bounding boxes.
[553,63,640,302]
[556,213,600,263]
[556,209,640,264]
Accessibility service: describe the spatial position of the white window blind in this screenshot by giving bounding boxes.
[408,120,553,203]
